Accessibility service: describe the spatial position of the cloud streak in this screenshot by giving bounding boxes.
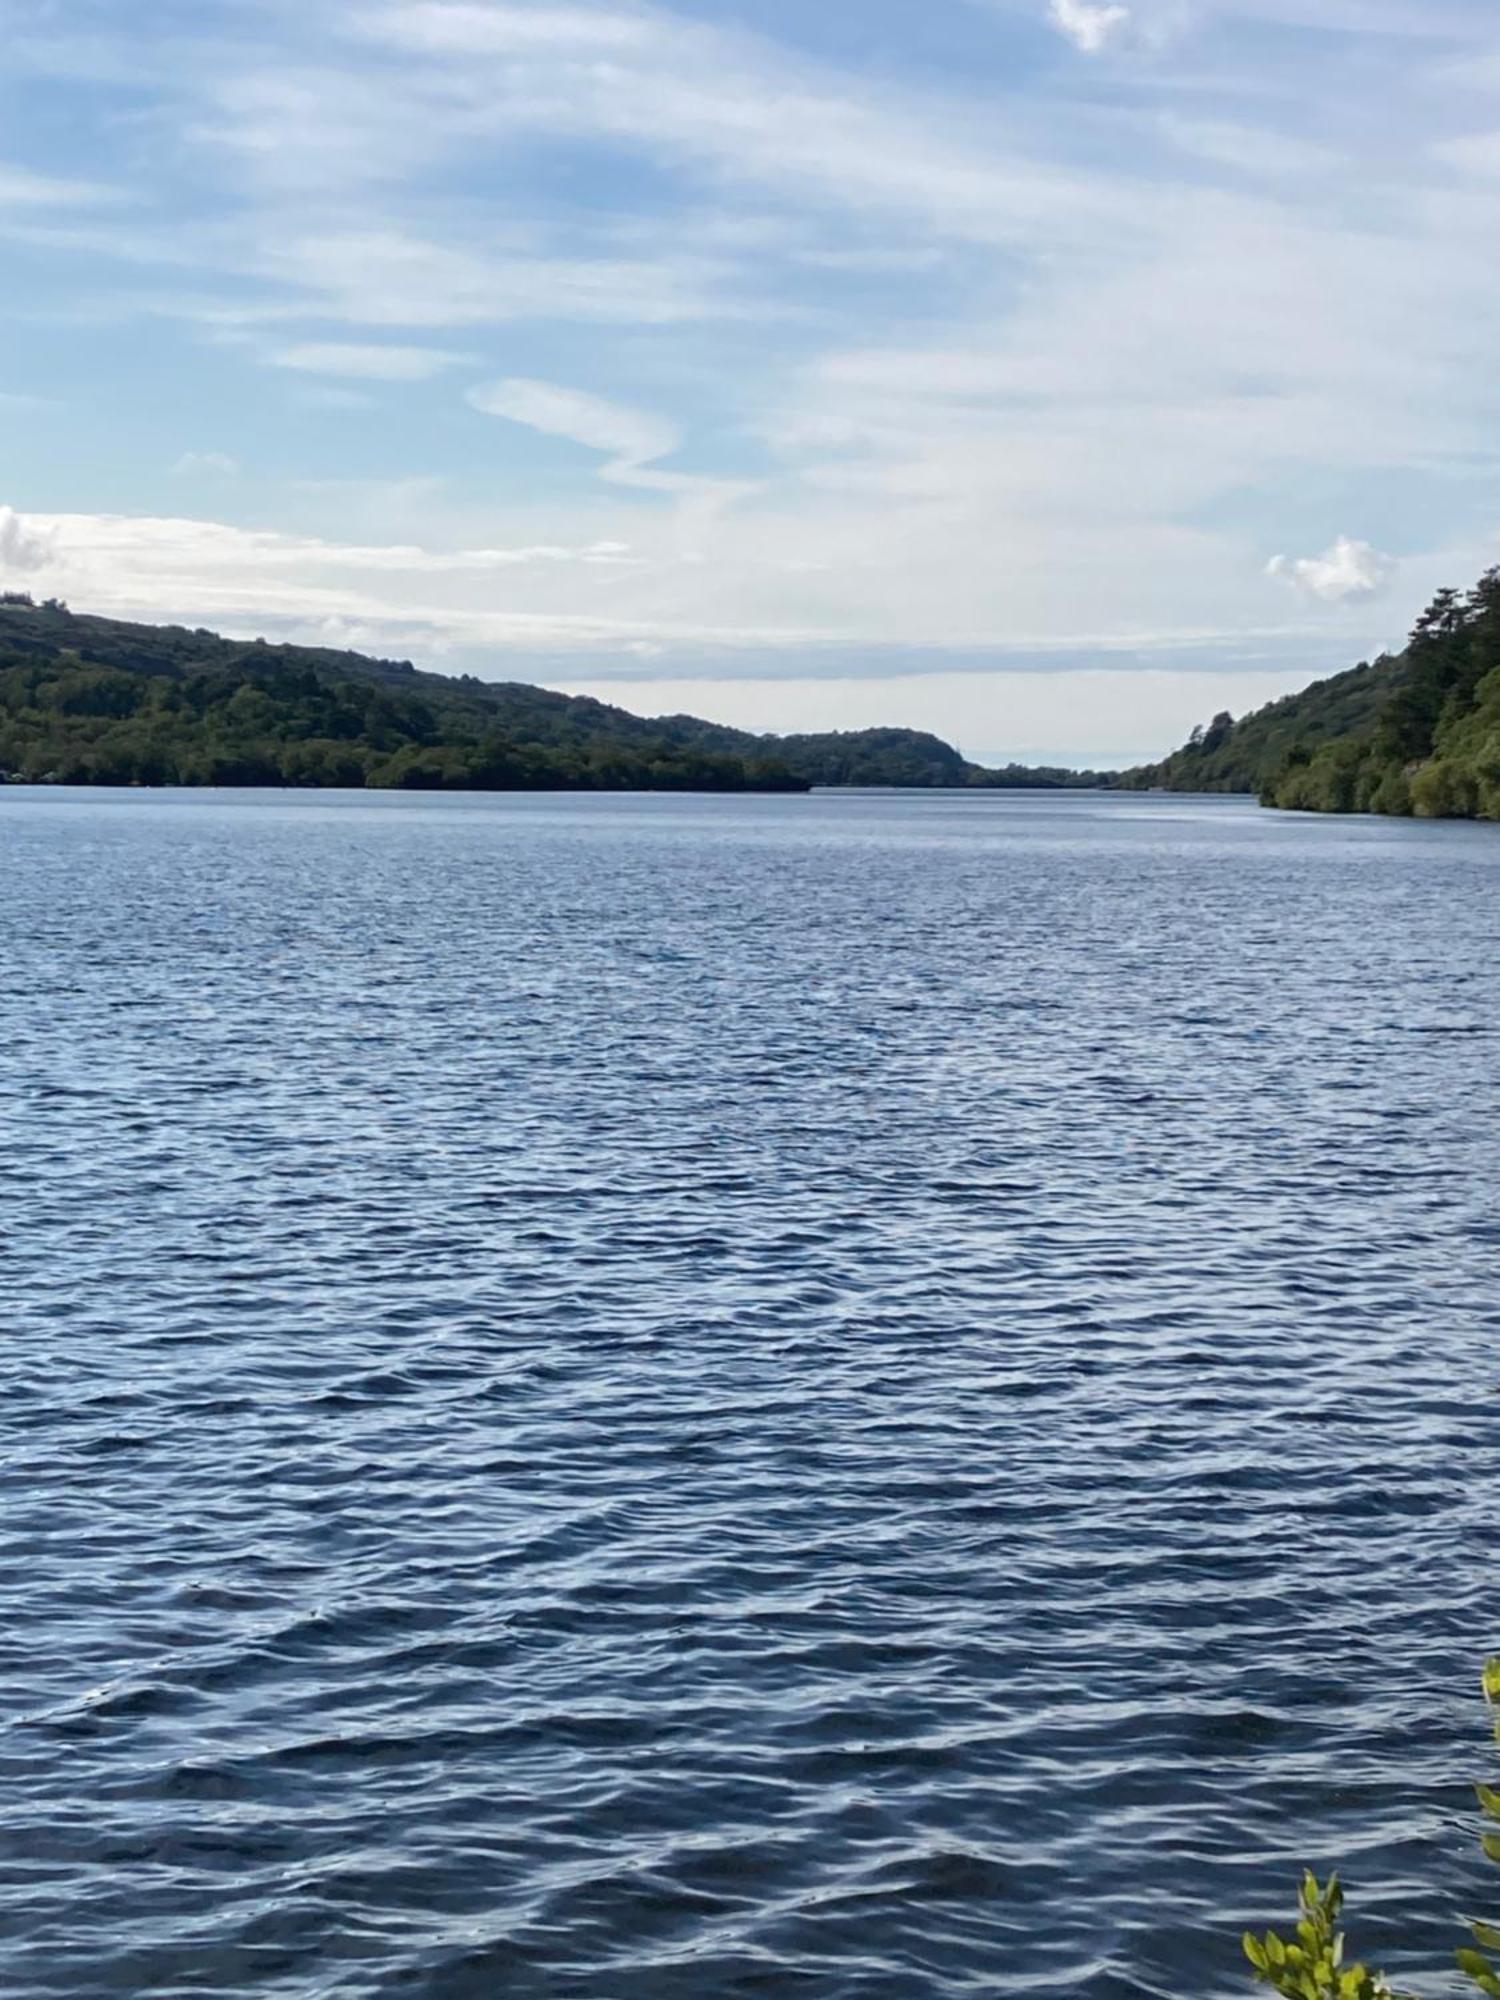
[268,342,467,381]
[469,378,682,473]
[468,378,755,523]
[0,161,121,209]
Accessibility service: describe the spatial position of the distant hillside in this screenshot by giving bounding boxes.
[654,715,1105,790]
[1124,565,1500,820]
[0,598,1104,792]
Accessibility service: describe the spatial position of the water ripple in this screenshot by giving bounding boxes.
[1,787,1497,1999]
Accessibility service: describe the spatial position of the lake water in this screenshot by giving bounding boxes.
[2,786,1498,2000]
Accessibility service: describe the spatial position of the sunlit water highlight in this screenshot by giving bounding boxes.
[2,787,1498,1999]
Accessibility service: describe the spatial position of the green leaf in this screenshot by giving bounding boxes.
[1457,1948,1500,1999]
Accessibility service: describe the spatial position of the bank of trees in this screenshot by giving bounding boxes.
[0,600,1105,792]
[1266,573,1500,818]
[0,604,804,792]
[1119,658,1404,799]
[1125,568,1500,820]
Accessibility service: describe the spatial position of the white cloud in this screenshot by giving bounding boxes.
[5,505,816,650]
[469,378,682,473]
[1266,536,1397,603]
[1047,0,1131,54]
[466,377,754,525]
[0,506,53,574]
[172,451,240,477]
[267,342,466,381]
[13,509,643,603]
[5,500,1370,668]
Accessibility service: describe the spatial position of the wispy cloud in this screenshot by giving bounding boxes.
[467,377,757,529]
[0,162,120,209]
[249,230,743,330]
[468,379,682,482]
[267,341,468,381]
[1159,117,1341,178]
[353,2,1139,250]
[2,0,1500,756]
[172,451,240,478]
[1433,130,1500,177]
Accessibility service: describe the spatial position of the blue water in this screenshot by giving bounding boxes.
[2,786,1497,2000]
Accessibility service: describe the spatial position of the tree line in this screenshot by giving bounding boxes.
[1121,567,1500,819]
[0,599,1109,793]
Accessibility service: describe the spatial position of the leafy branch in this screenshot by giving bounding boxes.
[1458,1659,1500,1998]
[1244,1872,1415,2000]
[1245,1659,1500,2000]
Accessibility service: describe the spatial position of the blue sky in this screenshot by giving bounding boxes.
[3,0,1500,760]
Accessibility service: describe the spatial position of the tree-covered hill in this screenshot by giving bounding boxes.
[1123,565,1500,820]
[0,598,1106,792]
[0,598,804,792]
[1265,571,1500,816]
[652,715,1104,790]
[1117,653,1405,798]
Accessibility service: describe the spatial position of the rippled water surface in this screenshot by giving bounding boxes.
[3,786,1499,1999]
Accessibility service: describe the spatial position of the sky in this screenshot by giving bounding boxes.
[3,0,1500,763]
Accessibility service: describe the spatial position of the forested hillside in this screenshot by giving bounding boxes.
[0,599,1103,792]
[1124,566,1500,819]
[0,599,809,791]
[1266,571,1500,816]
[1118,654,1404,797]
